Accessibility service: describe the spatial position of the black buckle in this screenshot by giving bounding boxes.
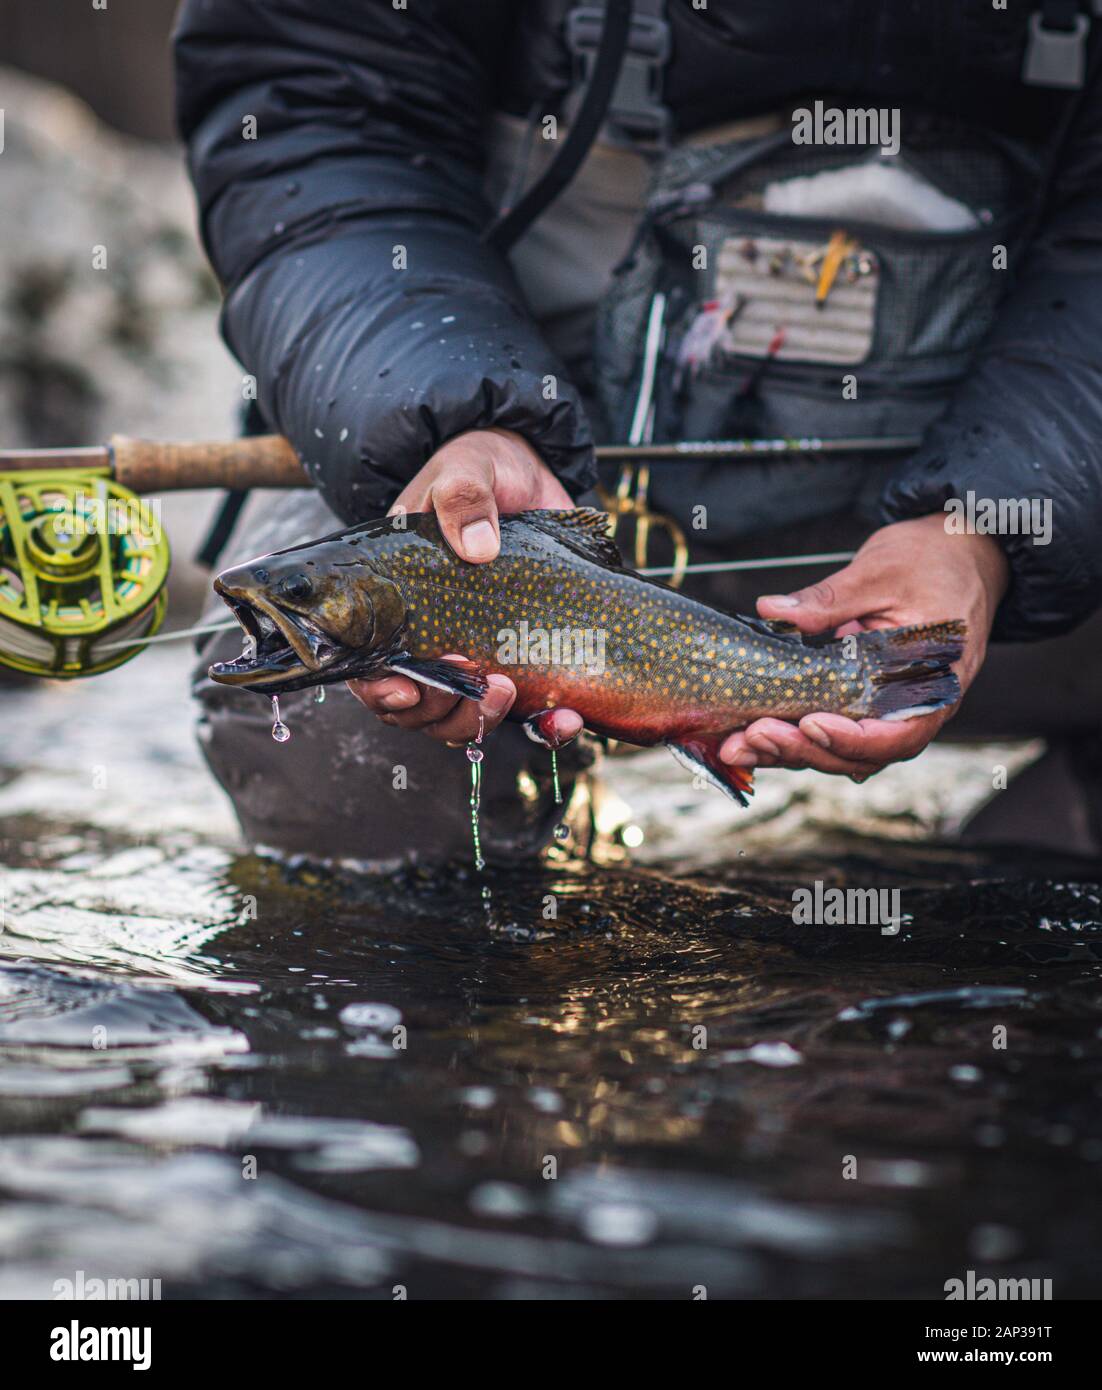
[566,5,671,147]
[1023,8,1091,88]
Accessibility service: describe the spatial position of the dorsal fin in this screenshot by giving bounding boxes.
[508,508,625,570]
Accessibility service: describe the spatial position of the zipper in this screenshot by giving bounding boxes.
[650,193,1018,248]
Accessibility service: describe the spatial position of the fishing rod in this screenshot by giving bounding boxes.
[1,431,921,484]
[0,431,911,679]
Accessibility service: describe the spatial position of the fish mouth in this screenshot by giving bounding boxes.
[208,589,350,690]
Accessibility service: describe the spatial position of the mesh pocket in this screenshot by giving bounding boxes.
[595,118,1041,445]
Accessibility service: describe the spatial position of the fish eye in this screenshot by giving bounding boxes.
[278,573,313,602]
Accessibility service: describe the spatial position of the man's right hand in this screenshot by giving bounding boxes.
[347,428,582,746]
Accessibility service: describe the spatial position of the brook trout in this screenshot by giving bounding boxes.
[210,509,965,804]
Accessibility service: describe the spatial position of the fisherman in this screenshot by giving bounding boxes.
[174,1,1102,864]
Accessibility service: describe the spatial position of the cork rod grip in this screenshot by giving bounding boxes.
[109,435,308,492]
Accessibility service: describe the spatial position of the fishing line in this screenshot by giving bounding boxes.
[641,550,856,578]
[95,618,238,652]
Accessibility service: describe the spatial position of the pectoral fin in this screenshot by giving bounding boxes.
[386,656,489,701]
[666,734,754,806]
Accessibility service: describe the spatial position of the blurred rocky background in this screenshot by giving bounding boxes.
[0,0,238,611]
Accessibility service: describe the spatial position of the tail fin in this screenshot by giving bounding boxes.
[667,734,754,806]
[863,620,966,721]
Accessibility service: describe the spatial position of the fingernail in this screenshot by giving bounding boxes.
[381,689,415,710]
[723,749,757,767]
[760,594,800,608]
[460,519,497,561]
[749,735,780,757]
[803,718,830,749]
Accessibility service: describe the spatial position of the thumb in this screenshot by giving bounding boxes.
[757,563,872,633]
[431,460,500,563]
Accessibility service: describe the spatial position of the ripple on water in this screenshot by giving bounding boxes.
[0,964,249,1067]
[0,1138,392,1299]
[77,1097,420,1173]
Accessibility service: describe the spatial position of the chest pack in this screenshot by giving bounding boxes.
[593,120,1042,451]
[485,0,1100,453]
[474,0,1102,569]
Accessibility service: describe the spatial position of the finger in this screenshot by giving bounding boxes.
[389,480,429,521]
[721,727,883,779]
[346,675,421,714]
[799,710,947,765]
[544,708,584,745]
[429,457,500,563]
[524,707,584,748]
[742,717,878,775]
[719,731,779,769]
[424,674,516,744]
[757,559,888,634]
[377,685,462,730]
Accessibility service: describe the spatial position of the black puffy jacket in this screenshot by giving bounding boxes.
[174,0,1102,641]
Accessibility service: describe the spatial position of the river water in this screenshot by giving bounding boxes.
[1,648,1100,1299]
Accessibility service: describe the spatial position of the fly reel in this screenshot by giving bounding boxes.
[0,469,169,678]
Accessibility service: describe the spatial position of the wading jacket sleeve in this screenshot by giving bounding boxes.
[879,97,1102,641]
[172,0,596,522]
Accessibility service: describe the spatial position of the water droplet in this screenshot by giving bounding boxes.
[553,823,569,842]
[271,696,290,743]
[550,748,562,805]
[314,687,326,704]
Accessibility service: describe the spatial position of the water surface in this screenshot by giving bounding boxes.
[1,651,1099,1299]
